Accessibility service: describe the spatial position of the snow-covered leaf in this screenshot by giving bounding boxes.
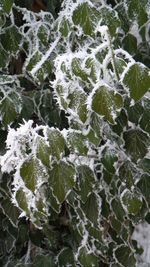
[101,147,118,174]
[0,26,22,53]
[123,33,137,55]
[72,58,89,81]
[126,0,148,27]
[46,128,65,160]
[91,86,123,124]
[123,129,149,162]
[59,19,71,37]
[48,161,75,203]
[123,63,150,101]
[114,245,136,267]
[36,137,50,167]
[78,248,99,267]
[137,174,150,206]
[20,158,47,192]
[67,131,88,156]
[73,2,99,36]
[68,90,88,123]
[15,188,29,215]
[26,51,52,82]
[99,6,120,36]
[121,189,143,215]
[0,92,21,127]
[0,0,13,13]
[58,248,75,266]
[77,165,95,203]
[81,192,100,226]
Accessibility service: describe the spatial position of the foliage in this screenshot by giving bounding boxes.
[0,0,150,266]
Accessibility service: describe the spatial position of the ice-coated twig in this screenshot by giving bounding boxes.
[30,35,60,76]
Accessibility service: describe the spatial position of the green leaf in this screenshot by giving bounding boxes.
[123,33,137,55]
[78,248,99,267]
[0,10,6,26]
[73,2,100,36]
[127,100,144,124]
[56,84,68,109]
[26,52,52,82]
[27,52,42,72]
[36,137,50,167]
[85,57,97,82]
[0,25,22,53]
[123,63,150,101]
[115,57,127,75]
[139,98,150,133]
[0,98,17,126]
[0,92,21,127]
[86,127,100,146]
[114,245,136,267]
[37,25,49,47]
[118,161,135,189]
[90,112,102,142]
[92,86,123,124]
[81,193,99,226]
[110,216,121,234]
[46,186,60,213]
[101,147,118,174]
[113,109,128,135]
[138,158,150,174]
[102,169,113,185]
[58,248,75,266]
[1,198,20,227]
[0,44,8,68]
[33,255,55,267]
[111,198,125,221]
[20,158,47,192]
[21,95,34,120]
[72,58,89,81]
[68,90,88,123]
[77,165,95,203]
[46,128,65,160]
[67,131,88,156]
[137,174,150,206]
[15,188,29,215]
[126,0,148,27]
[116,3,129,33]
[48,161,75,203]
[99,6,120,36]
[46,0,61,18]
[59,19,71,37]
[121,189,143,215]
[123,129,149,162]
[0,0,14,13]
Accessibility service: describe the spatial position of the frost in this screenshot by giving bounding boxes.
[0,0,150,266]
[31,35,60,76]
[0,120,35,173]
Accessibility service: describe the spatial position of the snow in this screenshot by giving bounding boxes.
[129,21,142,45]
[132,222,150,266]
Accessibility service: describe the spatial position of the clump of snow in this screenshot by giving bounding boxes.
[132,222,150,266]
[0,120,35,173]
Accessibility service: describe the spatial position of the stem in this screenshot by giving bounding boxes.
[30,36,60,76]
[25,240,31,263]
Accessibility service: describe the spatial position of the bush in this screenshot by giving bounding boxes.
[0,0,150,266]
